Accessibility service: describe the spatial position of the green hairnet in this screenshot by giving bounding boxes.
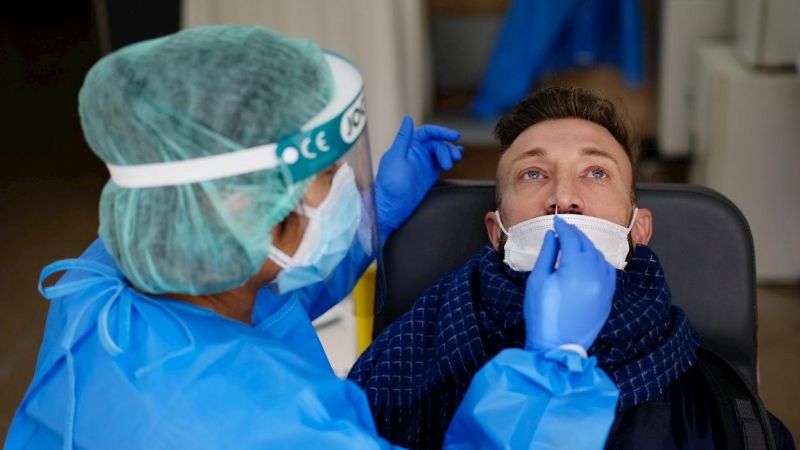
[79,25,334,295]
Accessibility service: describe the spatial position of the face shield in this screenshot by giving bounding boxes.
[263,52,380,315]
[266,137,381,310]
[104,51,383,312]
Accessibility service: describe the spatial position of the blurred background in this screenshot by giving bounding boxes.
[1,0,798,441]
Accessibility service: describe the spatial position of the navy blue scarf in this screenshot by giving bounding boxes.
[349,245,701,450]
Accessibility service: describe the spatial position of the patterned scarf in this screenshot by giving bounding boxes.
[349,245,701,450]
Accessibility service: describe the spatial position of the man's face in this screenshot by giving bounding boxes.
[485,118,652,250]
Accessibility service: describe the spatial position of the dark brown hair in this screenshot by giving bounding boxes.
[493,86,638,203]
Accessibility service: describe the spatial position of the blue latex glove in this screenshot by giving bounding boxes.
[375,116,463,239]
[525,216,617,353]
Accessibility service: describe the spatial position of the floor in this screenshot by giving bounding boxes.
[314,297,360,378]
[2,6,799,444]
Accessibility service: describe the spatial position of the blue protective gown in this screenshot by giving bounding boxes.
[6,238,619,449]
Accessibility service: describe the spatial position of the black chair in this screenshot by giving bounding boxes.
[374,181,759,389]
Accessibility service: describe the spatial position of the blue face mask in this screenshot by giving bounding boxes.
[268,163,361,295]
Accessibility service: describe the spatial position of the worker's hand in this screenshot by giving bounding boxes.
[524,216,616,354]
[375,116,463,240]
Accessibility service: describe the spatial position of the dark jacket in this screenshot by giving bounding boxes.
[606,362,795,449]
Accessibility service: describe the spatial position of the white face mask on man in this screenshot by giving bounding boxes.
[495,207,638,271]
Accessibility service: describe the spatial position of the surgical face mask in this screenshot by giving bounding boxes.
[496,208,638,271]
[268,163,361,294]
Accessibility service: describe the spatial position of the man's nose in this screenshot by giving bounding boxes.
[546,176,583,214]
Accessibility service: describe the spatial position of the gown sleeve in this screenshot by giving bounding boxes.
[443,347,619,450]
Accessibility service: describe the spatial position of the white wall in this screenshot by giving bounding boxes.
[657,0,730,158]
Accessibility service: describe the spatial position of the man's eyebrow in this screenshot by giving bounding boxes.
[511,147,547,165]
[581,147,621,168]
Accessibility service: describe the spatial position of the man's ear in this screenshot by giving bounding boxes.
[485,211,502,250]
[631,207,653,246]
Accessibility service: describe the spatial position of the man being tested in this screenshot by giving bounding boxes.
[350,86,796,450]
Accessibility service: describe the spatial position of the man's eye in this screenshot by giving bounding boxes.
[523,170,542,180]
[589,169,607,179]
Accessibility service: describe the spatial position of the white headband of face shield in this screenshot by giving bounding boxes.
[496,207,638,271]
[105,52,365,189]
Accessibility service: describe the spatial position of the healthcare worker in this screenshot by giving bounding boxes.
[6,26,619,449]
